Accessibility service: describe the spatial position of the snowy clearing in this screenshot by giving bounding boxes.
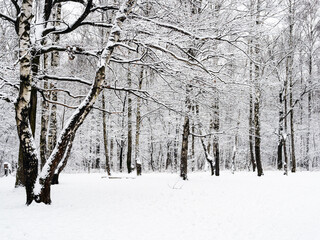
[1,171,320,240]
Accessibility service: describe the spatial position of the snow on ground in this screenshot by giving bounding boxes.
[1,171,320,240]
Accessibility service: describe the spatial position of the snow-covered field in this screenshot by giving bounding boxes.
[1,171,320,240]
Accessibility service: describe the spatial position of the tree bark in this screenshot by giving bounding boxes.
[15,56,38,188]
[15,0,38,204]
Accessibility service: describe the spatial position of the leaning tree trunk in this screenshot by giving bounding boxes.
[51,133,75,185]
[194,102,215,175]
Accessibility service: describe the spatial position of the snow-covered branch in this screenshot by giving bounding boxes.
[38,75,91,86]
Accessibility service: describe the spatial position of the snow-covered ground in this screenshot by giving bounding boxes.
[1,171,320,240]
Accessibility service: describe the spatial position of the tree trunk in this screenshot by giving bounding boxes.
[40,53,50,169]
[231,111,241,174]
[283,48,290,175]
[102,91,111,176]
[110,136,114,171]
[47,90,57,154]
[15,0,38,204]
[200,137,214,175]
[277,89,284,170]
[191,106,195,172]
[249,41,256,172]
[306,52,312,170]
[180,83,191,180]
[213,87,220,176]
[15,147,25,187]
[47,3,61,157]
[119,139,124,172]
[180,115,189,180]
[254,0,263,177]
[127,67,132,174]
[15,57,38,188]
[52,133,75,185]
[95,136,100,169]
[135,67,143,176]
[287,0,296,173]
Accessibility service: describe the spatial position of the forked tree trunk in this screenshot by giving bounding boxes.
[200,136,214,175]
[28,0,136,204]
[195,103,215,175]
